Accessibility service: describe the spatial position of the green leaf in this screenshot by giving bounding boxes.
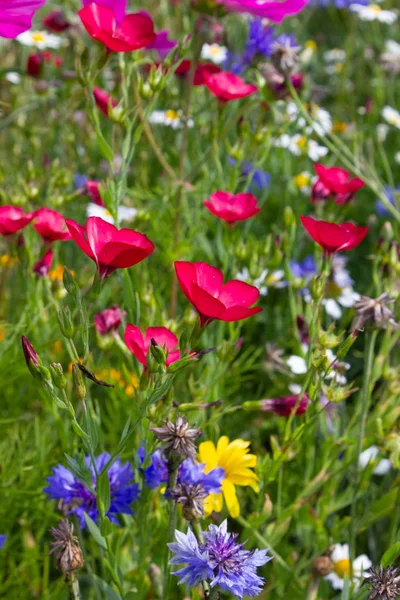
[340,575,350,600]
[98,470,111,515]
[84,513,107,550]
[85,410,99,451]
[381,541,400,568]
[72,419,90,442]
[91,575,121,600]
[96,131,114,162]
[360,489,398,530]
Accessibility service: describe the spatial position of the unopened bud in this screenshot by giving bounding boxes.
[63,268,80,297]
[150,339,167,365]
[72,363,86,402]
[50,363,67,390]
[57,307,74,339]
[21,335,41,379]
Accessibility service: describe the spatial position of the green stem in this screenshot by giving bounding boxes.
[67,573,81,600]
[208,586,221,600]
[349,330,378,568]
[236,515,291,572]
[164,460,180,596]
[306,576,319,600]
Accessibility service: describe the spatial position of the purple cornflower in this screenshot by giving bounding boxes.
[290,255,317,279]
[44,453,139,528]
[169,520,272,599]
[309,0,368,6]
[0,535,6,550]
[225,19,275,74]
[229,157,271,191]
[376,186,400,217]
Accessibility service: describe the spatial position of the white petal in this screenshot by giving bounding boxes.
[287,355,307,375]
[359,446,379,469]
[324,299,342,319]
[373,459,392,475]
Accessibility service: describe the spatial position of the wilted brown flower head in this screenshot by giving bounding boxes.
[49,520,84,575]
[312,555,333,577]
[169,483,209,521]
[352,293,398,331]
[150,417,201,460]
[362,565,400,599]
[271,38,300,75]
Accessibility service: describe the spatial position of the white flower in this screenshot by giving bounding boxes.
[377,123,389,142]
[308,140,329,161]
[201,43,228,65]
[385,40,400,58]
[325,349,350,385]
[288,383,302,394]
[323,288,360,320]
[16,30,63,50]
[323,48,346,62]
[350,4,397,23]
[382,106,400,129]
[5,72,21,84]
[86,203,137,224]
[148,110,193,129]
[236,268,285,296]
[359,445,392,475]
[286,102,332,137]
[287,355,307,375]
[325,544,372,590]
[274,134,328,161]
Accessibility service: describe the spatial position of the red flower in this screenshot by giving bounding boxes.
[0,206,34,236]
[33,248,53,276]
[21,335,39,368]
[174,60,222,85]
[124,324,180,368]
[85,180,104,206]
[79,2,155,53]
[27,53,43,77]
[204,191,261,224]
[34,208,72,243]
[300,216,368,255]
[93,87,117,117]
[66,216,154,279]
[94,305,123,335]
[312,164,365,205]
[261,394,310,417]
[175,261,262,327]
[203,71,258,102]
[43,10,70,32]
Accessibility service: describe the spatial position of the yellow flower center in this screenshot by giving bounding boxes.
[165,110,180,121]
[294,173,310,188]
[296,136,307,150]
[369,5,381,13]
[305,40,317,51]
[32,32,46,43]
[104,209,112,217]
[334,559,351,579]
[333,121,348,134]
[209,44,222,55]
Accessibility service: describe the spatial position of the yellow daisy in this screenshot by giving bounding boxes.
[198,436,259,518]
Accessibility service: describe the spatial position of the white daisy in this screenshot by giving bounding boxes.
[236,268,285,296]
[201,43,228,65]
[148,109,194,130]
[359,445,392,475]
[382,106,400,129]
[287,355,307,375]
[274,134,328,161]
[16,30,63,50]
[323,48,346,62]
[5,72,21,85]
[86,203,137,224]
[323,288,360,320]
[325,544,372,590]
[293,171,314,195]
[286,102,332,137]
[350,4,397,24]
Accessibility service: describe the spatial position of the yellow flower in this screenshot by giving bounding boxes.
[198,436,259,518]
[332,121,348,134]
[305,40,317,51]
[294,172,311,189]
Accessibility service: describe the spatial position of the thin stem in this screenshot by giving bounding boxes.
[349,330,378,568]
[236,515,291,572]
[306,576,319,600]
[164,460,180,596]
[67,573,81,600]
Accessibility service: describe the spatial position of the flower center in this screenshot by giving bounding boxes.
[104,209,112,217]
[209,45,222,55]
[32,32,46,42]
[334,559,351,578]
[294,173,310,188]
[369,5,381,13]
[296,136,307,150]
[165,110,180,121]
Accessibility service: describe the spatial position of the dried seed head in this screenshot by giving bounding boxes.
[312,555,333,577]
[362,565,400,599]
[49,520,84,575]
[150,417,201,460]
[352,293,398,331]
[271,39,301,75]
[169,483,209,521]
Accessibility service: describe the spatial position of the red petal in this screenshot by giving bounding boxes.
[124,324,146,365]
[145,327,179,366]
[192,262,224,297]
[219,305,263,322]
[219,280,260,309]
[190,282,226,318]
[175,261,197,303]
[86,216,117,258]
[113,13,155,51]
[65,219,95,260]
[78,4,116,38]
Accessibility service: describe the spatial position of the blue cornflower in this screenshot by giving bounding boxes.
[139,447,169,489]
[44,453,140,528]
[224,19,275,74]
[376,186,400,217]
[229,157,271,191]
[169,520,272,599]
[73,173,88,189]
[290,255,317,279]
[309,0,368,6]
[273,33,298,48]
[0,535,6,550]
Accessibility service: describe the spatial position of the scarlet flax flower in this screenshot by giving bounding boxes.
[124,324,180,368]
[33,248,53,276]
[94,305,123,335]
[93,87,117,117]
[217,0,308,22]
[43,10,70,32]
[66,216,154,279]
[204,191,261,224]
[0,0,46,38]
[33,208,72,243]
[300,216,368,254]
[175,261,262,327]
[203,71,258,102]
[312,164,365,205]
[79,1,155,53]
[85,180,104,206]
[0,206,34,236]
[260,394,310,416]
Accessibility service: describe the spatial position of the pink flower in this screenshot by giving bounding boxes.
[43,10,70,32]
[21,335,39,368]
[93,87,117,117]
[33,248,53,276]
[175,261,262,327]
[217,0,309,23]
[79,1,155,53]
[0,0,46,38]
[312,164,365,205]
[203,71,258,102]
[94,305,123,335]
[124,324,180,368]
[85,180,104,206]
[33,208,72,243]
[0,206,34,236]
[66,216,154,279]
[261,394,310,416]
[300,216,369,255]
[146,29,177,58]
[204,191,261,224]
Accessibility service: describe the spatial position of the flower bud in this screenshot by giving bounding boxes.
[21,335,42,379]
[57,307,74,339]
[63,267,80,297]
[72,363,86,403]
[50,363,67,390]
[150,339,167,365]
